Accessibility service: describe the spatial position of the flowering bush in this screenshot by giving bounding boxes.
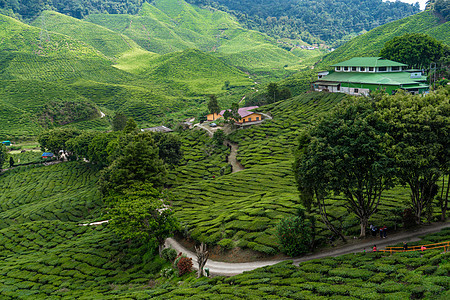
[177,257,193,276]
[276,215,312,256]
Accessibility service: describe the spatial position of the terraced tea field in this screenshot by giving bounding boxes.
[169,130,231,186]
[171,92,430,254]
[0,162,172,298]
[0,162,102,228]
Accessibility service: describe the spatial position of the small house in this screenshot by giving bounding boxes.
[1,141,11,146]
[42,152,54,159]
[206,113,222,122]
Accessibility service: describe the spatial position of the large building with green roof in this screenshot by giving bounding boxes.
[313,57,429,96]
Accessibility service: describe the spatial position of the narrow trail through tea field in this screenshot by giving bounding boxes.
[225,141,244,173]
[165,222,450,276]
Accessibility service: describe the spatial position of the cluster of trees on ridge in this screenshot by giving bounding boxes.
[294,87,449,244]
[187,0,420,44]
[0,0,143,20]
[38,116,182,255]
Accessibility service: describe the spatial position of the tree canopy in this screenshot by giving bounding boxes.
[207,94,220,115]
[107,183,179,254]
[294,97,396,237]
[380,33,449,69]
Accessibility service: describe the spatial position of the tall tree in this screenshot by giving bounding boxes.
[99,132,166,195]
[294,98,396,237]
[380,33,449,69]
[107,183,179,255]
[38,128,81,158]
[207,94,221,115]
[378,89,449,223]
[112,113,128,132]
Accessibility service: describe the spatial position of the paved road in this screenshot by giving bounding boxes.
[165,222,450,276]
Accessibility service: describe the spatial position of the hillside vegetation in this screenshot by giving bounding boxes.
[85,0,304,75]
[169,93,421,254]
[31,10,141,59]
[320,10,450,67]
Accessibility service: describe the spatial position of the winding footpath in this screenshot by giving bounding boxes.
[166,222,450,276]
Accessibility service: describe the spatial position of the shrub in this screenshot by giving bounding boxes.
[218,239,234,250]
[160,267,175,279]
[161,248,177,263]
[276,215,312,256]
[177,257,193,276]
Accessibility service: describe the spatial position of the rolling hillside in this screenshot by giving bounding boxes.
[85,0,304,76]
[320,10,450,67]
[31,10,141,60]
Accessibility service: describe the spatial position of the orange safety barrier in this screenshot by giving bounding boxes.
[379,241,450,254]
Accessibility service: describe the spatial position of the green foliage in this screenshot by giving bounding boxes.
[0,143,6,168]
[212,129,226,146]
[38,101,99,128]
[177,257,193,276]
[320,10,450,68]
[99,132,167,194]
[107,183,179,248]
[112,113,128,132]
[188,0,419,44]
[38,128,81,156]
[276,215,312,256]
[380,33,449,69]
[294,97,396,236]
[207,94,220,115]
[161,248,178,263]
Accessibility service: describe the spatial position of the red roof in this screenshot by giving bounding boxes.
[219,106,259,118]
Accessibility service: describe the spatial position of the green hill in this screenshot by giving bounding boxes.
[320,10,450,67]
[85,0,305,76]
[115,48,253,95]
[31,11,141,60]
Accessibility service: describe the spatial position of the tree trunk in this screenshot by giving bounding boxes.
[317,196,346,242]
[195,243,209,278]
[158,243,164,256]
[441,175,449,222]
[360,222,367,237]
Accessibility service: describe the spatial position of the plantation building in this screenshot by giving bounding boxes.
[313,57,429,95]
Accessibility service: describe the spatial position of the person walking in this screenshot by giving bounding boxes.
[381,226,387,238]
[373,245,377,252]
[379,227,384,239]
[370,224,377,237]
[403,242,408,251]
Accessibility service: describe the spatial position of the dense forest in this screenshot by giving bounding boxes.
[0,0,143,20]
[187,0,420,43]
[1,0,420,45]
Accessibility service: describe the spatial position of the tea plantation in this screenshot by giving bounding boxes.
[170,92,429,254]
[84,228,450,299]
[0,162,173,298]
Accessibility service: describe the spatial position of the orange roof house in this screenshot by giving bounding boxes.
[206,106,262,124]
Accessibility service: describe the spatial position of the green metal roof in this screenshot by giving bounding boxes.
[332,57,407,68]
[317,71,429,86]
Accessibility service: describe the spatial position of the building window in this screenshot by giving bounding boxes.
[392,66,399,71]
[336,66,341,71]
[344,67,349,71]
[369,67,374,71]
[351,67,357,71]
[360,67,365,71]
[354,88,359,93]
[337,84,340,91]
[248,118,251,122]
[379,67,387,72]
[256,117,259,121]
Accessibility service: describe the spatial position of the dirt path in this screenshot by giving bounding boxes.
[194,123,214,137]
[165,222,450,276]
[225,141,244,173]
